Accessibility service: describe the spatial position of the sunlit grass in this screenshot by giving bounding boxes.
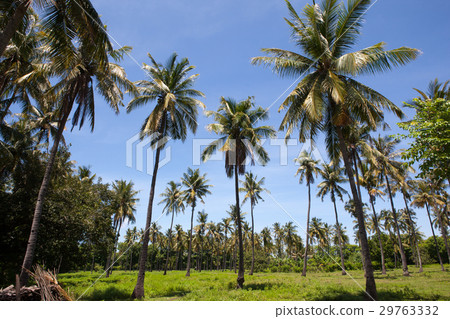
[58,264,450,301]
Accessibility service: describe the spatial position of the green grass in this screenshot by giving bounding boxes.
[58,264,450,301]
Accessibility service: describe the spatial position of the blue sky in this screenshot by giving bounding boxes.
[63,0,449,242]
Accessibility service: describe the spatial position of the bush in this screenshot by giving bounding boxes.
[280,264,291,273]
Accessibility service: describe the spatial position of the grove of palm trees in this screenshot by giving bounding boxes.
[1,0,449,303]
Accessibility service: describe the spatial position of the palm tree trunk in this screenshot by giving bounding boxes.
[185,202,196,276]
[0,0,30,57]
[385,174,409,276]
[336,126,377,300]
[233,239,237,273]
[332,192,346,275]
[235,165,245,288]
[250,201,255,275]
[164,211,175,275]
[403,195,423,272]
[352,152,362,201]
[109,224,122,276]
[370,199,387,274]
[131,144,162,299]
[426,203,445,271]
[222,231,227,271]
[19,109,70,287]
[199,240,203,272]
[302,184,311,277]
[437,206,450,264]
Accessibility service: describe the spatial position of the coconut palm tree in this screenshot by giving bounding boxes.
[174,225,186,270]
[317,163,348,274]
[252,0,420,299]
[227,205,240,272]
[106,180,138,277]
[19,39,134,286]
[239,172,268,275]
[309,217,328,253]
[283,221,298,259]
[295,150,320,276]
[260,226,273,255]
[181,168,212,277]
[0,0,113,61]
[346,199,369,247]
[332,223,349,247]
[78,165,96,184]
[206,222,222,270]
[411,181,446,271]
[124,227,138,271]
[413,78,450,101]
[127,53,205,298]
[428,178,450,264]
[359,161,387,274]
[380,209,401,268]
[159,181,184,275]
[195,210,208,272]
[394,174,423,272]
[0,10,48,120]
[18,103,63,152]
[148,222,161,271]
[202,96,275,288]
[365,135,409,276]
[220,217,232,271]
[273,222,285,260]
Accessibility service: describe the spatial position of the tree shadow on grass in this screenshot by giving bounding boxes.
[243,282,284,291]
[311,286,438,301]
[83,287,132,301]
[155,285,191,298]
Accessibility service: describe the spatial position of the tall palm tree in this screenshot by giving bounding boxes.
[411,181,445,271]
[309,217,327,253]
[159,181,184,275]
[283,221,298,259]
[345,199,369,247]
[124,227,138,271]
[220,217,232,271]
[295,150,320,276]
[19,39,134,286]
[394,174,423,272]
[366,135,409,276]
[106,180,138,277]
[148,222,162,272]
[252,0,419,299]
[317,163,348,274]
[227,205,240,272]
[239,172,268,275]
[360,161,387,274]
[273,222,285,260]
[206,222,221,270]
[174,224,186,270]
[196,210,208,272]
[181,168,212,277]
[260,226,273,255]
[202,96,275,288]
[127,53,204,299]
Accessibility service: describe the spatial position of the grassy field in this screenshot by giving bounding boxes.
[58,264,450,301]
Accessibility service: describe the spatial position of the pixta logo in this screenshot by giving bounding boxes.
[126,133,171,175]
